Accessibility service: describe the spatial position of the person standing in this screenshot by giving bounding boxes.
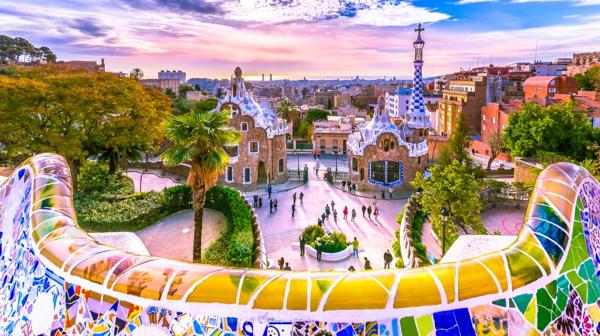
[321,212,326,224]
[330,200,335,210]
[352,237,359,258]
[299,192,304,204]
[292,192,297,205]
[351,208,357,222]
[269,199,273,214]
[361,204,367,217]
[253,195,258,208]
[388,187,393,199]
[325,204,331,219]
[364,257,372,270]
[258,197,262,208]
[367,205,372,220]
[381,189,385,199]
[342,180,346,191]
[333,209,338,223]
[268,183,272,199]
[343,206,348,220]
[278,257,285,270]
[299,234,305,256]
[274,199,278,212]
[315,159,320,177]
[291,203,296,218]
[383,250,393,269]
[316,241,323,261]
[374,206,379,220]
[284,262,291,271]
[352,183,357,195]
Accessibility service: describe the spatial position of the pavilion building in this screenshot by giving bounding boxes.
[212,67,289,190]
[347,24,430,191]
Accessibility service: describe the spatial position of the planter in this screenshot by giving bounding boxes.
[305,245,353,262]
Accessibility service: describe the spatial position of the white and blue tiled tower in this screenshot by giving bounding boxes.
[406,24,432,139]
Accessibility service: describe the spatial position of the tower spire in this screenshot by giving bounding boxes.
[406,23,432,134]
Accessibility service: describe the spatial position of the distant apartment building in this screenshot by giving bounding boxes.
[533,58,570,76]
[313,116,365,154]
[56,59,105,71]
[314,90,335,108]
[336,105,366,118]
[472,100,522,160]
[436,77,487,135]
[385,87,438,118]
[567,51,600,76]
[523,75,578,106]
[158,70,186,84]
[140,78,180,93]
[334,92,352,107]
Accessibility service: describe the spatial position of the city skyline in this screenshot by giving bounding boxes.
[1,0,600,79]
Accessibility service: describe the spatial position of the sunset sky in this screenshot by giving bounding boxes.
[2,0,600,79]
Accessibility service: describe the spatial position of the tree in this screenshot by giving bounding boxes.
[486,131,507,169]
[0,66,171,187]
[305,108,330,124]
[438,115,472,168]
[165,88,176,99]
[574,67,600,91]
[173,98,217,115]
[0,35,56,64]
[412,162,486,255]
[161,110,241,262]
[504,102,598,162]
[277,98,299,136]
[130,68,144,80]
[178,83,194,98]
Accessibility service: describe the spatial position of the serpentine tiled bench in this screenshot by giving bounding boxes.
[1,153,600,335]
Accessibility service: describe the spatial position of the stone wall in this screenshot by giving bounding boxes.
[514,157,543,183]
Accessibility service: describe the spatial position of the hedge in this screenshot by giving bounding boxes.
[392,204,429,267]
[202,185,256,267]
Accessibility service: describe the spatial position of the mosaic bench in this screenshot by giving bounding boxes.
[1,153,600,335]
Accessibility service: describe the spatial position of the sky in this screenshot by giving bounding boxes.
[1,0,600,79]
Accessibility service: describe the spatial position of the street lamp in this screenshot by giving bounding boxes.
[334,150,338,176]
[440,208,449,255]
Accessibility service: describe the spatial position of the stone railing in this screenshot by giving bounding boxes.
[2,153,600,335]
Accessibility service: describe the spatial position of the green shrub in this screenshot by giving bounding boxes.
[392,205,429,267]
[301,225,348,253]
[162,185,192,211]
[78,161,134,197]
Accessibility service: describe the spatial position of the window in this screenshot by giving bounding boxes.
[278,158,284,174]
[240,122,248,132]
[333,139,338,149]
[320,139,325,149]
[383,139,390,152]
[249,141,259,154]
[243,167,251,184]
[226,166,233,182]
[369,161,404,186]
[351,157,358,172]
[225,145,238,157]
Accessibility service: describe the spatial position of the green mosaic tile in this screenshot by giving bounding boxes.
[492,299,507,307]
[400,317,418,335]
[566,269,584,288]
[561,219,588,273]
[536,288,554,330]
[513,293,533,314]
[556,275,571,311]
[524,296,537,326]
[415,314,434,336]
[545,281,557,299]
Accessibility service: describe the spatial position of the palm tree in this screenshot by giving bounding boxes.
[277,98,298,136]
[130,68,144,80]
[161,110,241,262]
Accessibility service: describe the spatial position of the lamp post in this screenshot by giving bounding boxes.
[440,208,449,255]
[334,150,338,176]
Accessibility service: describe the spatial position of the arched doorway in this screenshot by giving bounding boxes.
[257,161,267,184]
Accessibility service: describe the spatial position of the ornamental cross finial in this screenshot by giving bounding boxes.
[415,23,424,34]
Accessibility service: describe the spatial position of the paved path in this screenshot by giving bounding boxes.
[136,209,227,263]
[125,169,182,193]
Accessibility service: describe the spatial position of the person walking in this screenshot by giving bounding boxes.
[352,183,357,195]
[364,257,372,270]
[333,209,338,223]
[325,204,331,219]
[374,206,379,220]
[388,187,393,199]
[367,205,372,220]
[352,237,359,258]
[318,218,323,226]
[299,234,305,256]
[321,212,326,224]
[342,180,346,191]
[278,257,285,270]
[330,200,335,210]
[292,192,297,205]
[361,204,367,217]
[299,192,304,204]
[291,203,296,218]
[284,262,291,271]
[267,183,272,199]
[269,199,273,214]
[343,206,348,220]
[253,195,258,208]
[316,241,323,261]
[313,149,317,160]
[274,199,278,212]
[258,197,262,208]
[315,159,320,177]
[381,189,385,199]
[383,250,393,269]
[351,208,357,222]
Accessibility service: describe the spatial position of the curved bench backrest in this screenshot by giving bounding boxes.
[1,153,600,335]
